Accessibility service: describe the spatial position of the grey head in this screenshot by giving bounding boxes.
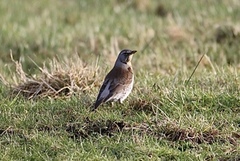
[115,49,137,66]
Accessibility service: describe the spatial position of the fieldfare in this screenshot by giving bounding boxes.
[92,49,137,111]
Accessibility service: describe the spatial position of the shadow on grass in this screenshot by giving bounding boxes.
[1,119,238,146]
[66,118,126,139]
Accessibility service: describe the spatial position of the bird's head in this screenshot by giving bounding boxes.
[116,49,137,65]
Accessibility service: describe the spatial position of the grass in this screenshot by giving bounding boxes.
[0,0,239,160]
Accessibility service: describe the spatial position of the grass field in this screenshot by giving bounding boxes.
[0,0,239,160]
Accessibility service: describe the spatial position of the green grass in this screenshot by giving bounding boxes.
[0,0,240,160]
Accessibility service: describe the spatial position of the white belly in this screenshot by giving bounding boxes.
[110,77,134,103]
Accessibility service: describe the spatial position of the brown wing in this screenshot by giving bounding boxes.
[104,67,133,101]
[92,66,133,111]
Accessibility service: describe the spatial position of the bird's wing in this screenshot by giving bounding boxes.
[93,78,112,110]
[93,66,133,111]
[103,79,123,101]
[96,79,111,101]
[93,78,122,110]
[97,79,123,101]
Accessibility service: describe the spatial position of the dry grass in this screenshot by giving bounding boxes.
[8,52,100,99]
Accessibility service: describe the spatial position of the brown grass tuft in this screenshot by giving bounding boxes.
[125,120,238,145]
[130,99,153,112]
[153,121,238,145]
[132,0,151,12]
[128,98,160,114]
[166,26,190,42]
[214,25,236,43]
[10,54,100,99]
[155,3,168,17]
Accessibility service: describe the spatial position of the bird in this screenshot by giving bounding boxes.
[92,49,137,111]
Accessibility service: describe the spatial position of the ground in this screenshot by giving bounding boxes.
[0,0,239,160]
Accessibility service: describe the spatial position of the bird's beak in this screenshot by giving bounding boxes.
[131,50,137,55]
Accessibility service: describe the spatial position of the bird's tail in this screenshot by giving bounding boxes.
[91,99,103,111]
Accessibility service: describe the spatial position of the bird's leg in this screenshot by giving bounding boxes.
[118,99,123,104]
[106,101,114,107]
[111,102,114,107]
